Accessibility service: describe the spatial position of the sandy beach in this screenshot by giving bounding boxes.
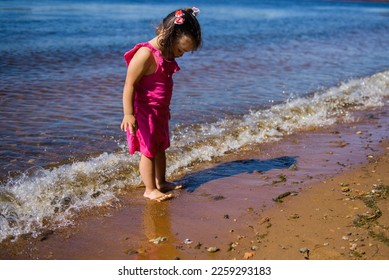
[0,108,388,260]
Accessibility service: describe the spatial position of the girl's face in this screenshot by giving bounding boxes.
[172,35,195,58]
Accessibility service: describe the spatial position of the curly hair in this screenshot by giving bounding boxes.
[156,8,202,59]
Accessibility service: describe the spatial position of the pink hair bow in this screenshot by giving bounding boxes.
[174,10,185,25]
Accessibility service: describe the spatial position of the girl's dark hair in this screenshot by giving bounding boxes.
[156,7,202,59]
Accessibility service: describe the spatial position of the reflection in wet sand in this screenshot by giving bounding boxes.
[142,201,181,259]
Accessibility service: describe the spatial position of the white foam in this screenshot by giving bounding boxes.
[0,152,139,241]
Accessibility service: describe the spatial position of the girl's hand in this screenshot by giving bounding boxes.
[121,114,138,134]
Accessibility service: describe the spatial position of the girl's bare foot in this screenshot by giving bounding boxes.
[144,189,173,202]
[157,181,183,193]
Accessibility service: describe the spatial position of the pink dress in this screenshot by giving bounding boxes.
[124,42,180,158]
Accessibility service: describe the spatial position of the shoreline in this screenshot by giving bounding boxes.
[0,107,388,260]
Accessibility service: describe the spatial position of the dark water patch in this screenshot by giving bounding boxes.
[182,156,297,192]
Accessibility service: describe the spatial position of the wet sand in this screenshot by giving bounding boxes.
[1,108,388,260]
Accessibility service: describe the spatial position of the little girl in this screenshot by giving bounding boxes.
[120,7,202,202]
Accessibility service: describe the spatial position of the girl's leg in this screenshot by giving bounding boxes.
[155,150,167,186]
[140,154,172,201]
[155,150,182,192]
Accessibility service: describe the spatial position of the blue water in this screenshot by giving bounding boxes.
[0,0,388,241]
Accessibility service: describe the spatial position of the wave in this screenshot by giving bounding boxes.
[1,70,388,242]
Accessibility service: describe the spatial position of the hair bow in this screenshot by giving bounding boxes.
[174,10,185,25]
[192,7,200,17]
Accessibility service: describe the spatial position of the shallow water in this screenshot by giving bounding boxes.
[0,0,388,242]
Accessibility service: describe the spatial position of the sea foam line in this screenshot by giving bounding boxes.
[167,70,389,174]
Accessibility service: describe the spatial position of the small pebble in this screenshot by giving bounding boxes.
[290,213,300,219]
[213,195,225,201]
[183,238,193,245]
[350,243,358,251]
[126,250,139,256]
[259,217,270,225]
[299,247,310,254]
[207,247,220,253]
[244,251,255,259]
[149,236,167,244]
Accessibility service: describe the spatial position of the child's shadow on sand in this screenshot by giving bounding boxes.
[182,156,297,192]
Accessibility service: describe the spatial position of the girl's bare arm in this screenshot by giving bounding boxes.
[120,47,153,133]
